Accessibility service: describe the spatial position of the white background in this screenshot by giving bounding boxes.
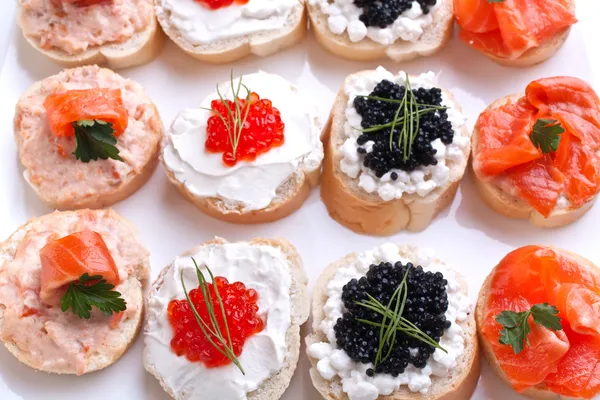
[0,2,599,399]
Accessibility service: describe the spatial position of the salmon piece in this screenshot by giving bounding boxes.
[459,30,509,58]
[43,88,128,138]
[554,284,600,336]
[39,230,120,305]
[454,0,498,33]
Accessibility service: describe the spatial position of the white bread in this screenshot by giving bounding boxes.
[154,0,307,63]
[307,0,453,62]
[475,246,598,399]
[321,71,471,236]
[0,209,149,374]
[143,237,310,400]
[306,244,481,400]
[471,95,597,228]
[16,0,165,69]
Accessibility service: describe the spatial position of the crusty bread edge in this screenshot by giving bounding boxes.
[305,244,480,400]
[143,237,310,400]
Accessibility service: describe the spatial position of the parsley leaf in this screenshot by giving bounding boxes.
[61,273,127,319]
[72,119,124,163]
[496,303,562,354]
[530,118,565,154]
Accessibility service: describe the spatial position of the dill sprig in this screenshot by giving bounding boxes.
[180,258,245,374]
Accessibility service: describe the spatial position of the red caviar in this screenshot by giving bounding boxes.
[194,0,249,10]
[168,276,264,367]
[205,91,285,166]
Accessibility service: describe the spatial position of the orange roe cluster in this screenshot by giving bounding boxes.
[168,277,264,368]
[205,92,285,166]
[195,0,249,10]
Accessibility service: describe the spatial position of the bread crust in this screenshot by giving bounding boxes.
[471,95,597,228]
[475,247,598,400]
[307,0,453,62]
[16,0,165,69]
[320,71,470,236]
[143,237,310,400]
[155,0,307,63]
[306,244,480,400]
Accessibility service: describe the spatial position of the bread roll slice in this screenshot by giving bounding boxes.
[16,0,165,69]
[307,0,453,62]
[306,244,480,400]
[471,95,597,228]
[155,0,307,63]
[321,70,471,235]
[143,237,310,400]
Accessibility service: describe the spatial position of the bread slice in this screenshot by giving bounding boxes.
[306,244,480,400]
[471,95,597,228]
[154,0,307,64]
[307,0,453,62]
[475,246,598,399]
[0,209,149,374]
[16,0,165,69]
[321,71,471,236]
[143,237,310,400]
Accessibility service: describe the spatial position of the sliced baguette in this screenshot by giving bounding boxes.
[16,0,165,69]
[155,0,307,63]
[307,0,453,62]
[321,71,471,236]
[143,237,310,400]
[306,244,480,400]
[471,95,597,228]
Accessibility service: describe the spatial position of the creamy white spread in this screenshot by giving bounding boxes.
[156,0,298,45]
[340,67,469,201]
[162,71,323,212]
[144,241,292,400]
[309,0,436,44]
[308,243,470,400]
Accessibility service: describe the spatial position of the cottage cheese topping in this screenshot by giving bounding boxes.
[157,0,298,45]
[163,71,323,212]
[340,67,470,201]
[308,243,470,400]
[309,0,436,44]
[144,242,292,400]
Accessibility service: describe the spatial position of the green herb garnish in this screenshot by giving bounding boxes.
[488,0,504,3]
[496,303,562,354]
[61,273,126,319]
[180,258,244,374]
[72,119,124,163]
[530,118,565,154]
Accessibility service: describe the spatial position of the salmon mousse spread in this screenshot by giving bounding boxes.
[0,209,150,375]
[14,65,163,209]
[18,0,154,55]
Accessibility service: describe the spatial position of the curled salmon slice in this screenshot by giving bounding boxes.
[43,88,128,137]
[454,0,498,33]
[39,230,120,306]
[555,284,600,336]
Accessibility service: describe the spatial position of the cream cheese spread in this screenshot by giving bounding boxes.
[308,243,470,400]
[144,241,292,400]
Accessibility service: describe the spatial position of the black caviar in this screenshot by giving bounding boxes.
[354,0,437,28]
[354,79,454,178]
[334,261,450,377]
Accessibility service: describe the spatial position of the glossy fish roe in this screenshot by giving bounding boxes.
[168,277,264,367]
[195,0,249,10]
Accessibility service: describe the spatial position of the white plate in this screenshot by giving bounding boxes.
[0,2,599,399]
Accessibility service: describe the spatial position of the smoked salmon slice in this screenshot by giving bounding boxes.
[43,88,128,137]
[39,230,120,305]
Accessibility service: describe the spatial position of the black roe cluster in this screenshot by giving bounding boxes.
[354,79,454,178]
[354,0,437,28]
[334,261,450,377]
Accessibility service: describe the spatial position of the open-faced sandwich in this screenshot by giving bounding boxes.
[17,0,164,69]
[14,65,164,210]
[307,0,454,61]
[306,243,480,400]
[472,76,600,228]
[143,237,309,399]
[0,209,150,375]
[476,245,600,399]
[162,71,323,224]
[454,0,577,67]
[321,67,470,235]
[155,0,306,63]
